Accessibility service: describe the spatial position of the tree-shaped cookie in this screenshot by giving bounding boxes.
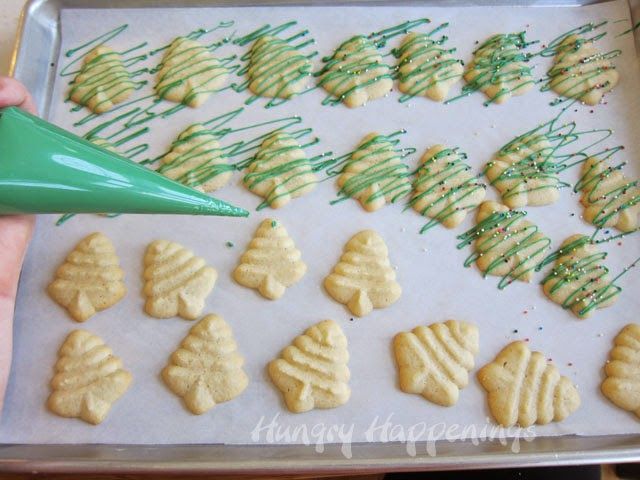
[233,219,306,300]
[48,232,126,322]
[246,36,313,101]
[464,33,534,105]
[162,314,248,415]
[410,145,486,231]
[457,201,551,289]
[478,341,580,427]
[394,320,479,407]
[324,230,401,317]
[548,34,619,106]
[394,32,464,102]
[337,133,411,212]
[268,319,350,413]
[158,124,232,193]
[244,131,317,209]
[68,45,136,114]
[143,240,217,320]
[602,324,640,418]
[47,330,132,425]
[485,132,561,208]
[155,37,228,107]
[318,36,393,108]
[541,234,620,318]
[576,156,639,232]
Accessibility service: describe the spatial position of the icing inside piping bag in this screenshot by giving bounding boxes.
[0,107,248,217]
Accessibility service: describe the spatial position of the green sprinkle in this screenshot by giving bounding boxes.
[225,241,234,248]
[271,220,278,228]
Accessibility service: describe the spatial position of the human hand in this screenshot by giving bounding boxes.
[0,76,37,414]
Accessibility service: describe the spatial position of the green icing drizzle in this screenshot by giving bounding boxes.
[327,131,415,208]
[447,32,538,106]
[537,235,638,317]
[408,147,485,233]
[316,19,429,107]
[457,209,551,289]
[539,21,621,106]
[392,23,464,102]
[232,22,317,108]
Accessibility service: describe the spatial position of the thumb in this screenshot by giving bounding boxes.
[0,76,37,115]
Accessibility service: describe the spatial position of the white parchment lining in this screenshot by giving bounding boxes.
[1,0,639,446]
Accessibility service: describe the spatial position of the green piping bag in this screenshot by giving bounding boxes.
[0,107,248,217]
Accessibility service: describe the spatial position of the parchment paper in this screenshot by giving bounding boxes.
[1,0,640,446]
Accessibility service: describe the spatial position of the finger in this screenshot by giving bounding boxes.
[0,76,37,115]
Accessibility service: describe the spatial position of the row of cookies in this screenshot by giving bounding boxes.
[47,213,629,326]
[68,21,619,115]
[47,316,640,428]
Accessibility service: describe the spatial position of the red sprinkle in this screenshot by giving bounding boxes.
[618,242,623,246]
[523,310,528,314]
[568,362,573,366]
[524,337,530,342]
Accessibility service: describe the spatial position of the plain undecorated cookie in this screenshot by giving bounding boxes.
[69,45,136,114]
[143,240,217,320]
[478,341,580,427]
[577,156,639,232]
[411,145,486,229]
[394,320,479,407]
[48,232,126,322]
[268,319,350,413]
[324,230,401,317]
[47,330,132,425]
[233,219,306,300]
[549,34,619,106]
[162,314,248,414]
[319,36,393,108]
[602,324,640,418]
[155,37,228,107]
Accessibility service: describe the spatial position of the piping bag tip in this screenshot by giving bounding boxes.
[0,106,249,218]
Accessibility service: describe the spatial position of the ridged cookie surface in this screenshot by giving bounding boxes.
[269,319,350,413]
[47,330,132,425]
[233,219,306,300]
[324,230,401,317]
[394,320,479,406]
[602,324,640,419]
[155,37,228,107]
[162,314,248,414]
[48,232,126,322]
[244,131,316,209]
[69,45,136,114]
[143,240,217,320]
[478,341,580,427]
[158,124,232,193]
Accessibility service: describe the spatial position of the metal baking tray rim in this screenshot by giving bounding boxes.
[3,0,640,473]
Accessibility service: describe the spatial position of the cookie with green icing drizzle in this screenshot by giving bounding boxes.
[246,35,313,101]
[485,132,561,208]
[155,37,228,107]
[462,33,535,105]
[337,133,412,212]
[68,45,137,114]
[318,36,393,108]
[244,131,316,209]
[576,156,639,232]
[541,234,620,318]
[90,137,118,152]
[547,34,619,106]
[158,124,232,192]
[410,145,486,231]
[457,201,551,289]
[395,32,464,102]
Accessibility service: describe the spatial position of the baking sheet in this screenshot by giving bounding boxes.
[1,0,639,448]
